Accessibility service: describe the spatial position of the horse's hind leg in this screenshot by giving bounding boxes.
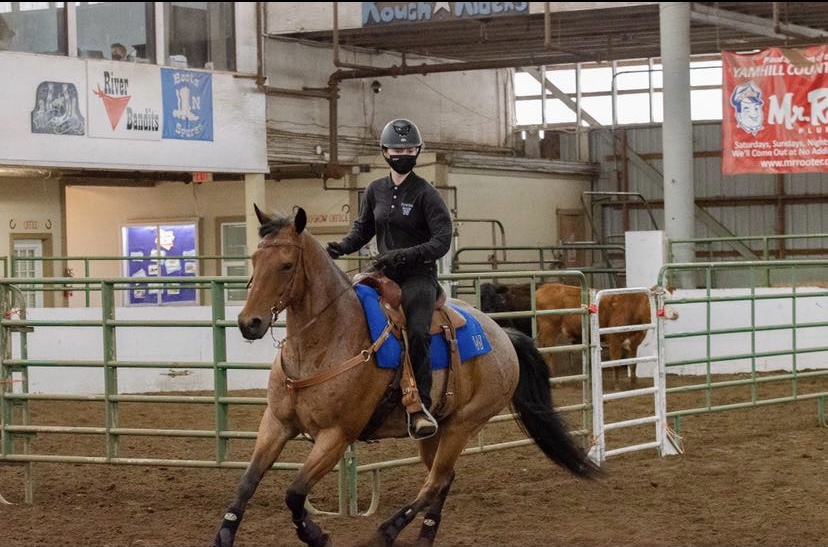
[285,430,351,547]
[214,410,295,547]
[372,428,470,547]
[415,471,455,547]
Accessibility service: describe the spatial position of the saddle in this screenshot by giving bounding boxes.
[353,271,466,337]
[353,270,464,426]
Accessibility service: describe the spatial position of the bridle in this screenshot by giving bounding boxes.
[247,234,360,348]
[253,236,304,328]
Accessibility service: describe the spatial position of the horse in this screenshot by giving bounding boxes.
[214,205,601,547]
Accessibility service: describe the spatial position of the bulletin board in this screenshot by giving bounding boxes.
[121,221,199,305]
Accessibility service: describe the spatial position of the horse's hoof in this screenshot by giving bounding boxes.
[308,531,332,547]
[361,531,393,547]
[213,528,233,547]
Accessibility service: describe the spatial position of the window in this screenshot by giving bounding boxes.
[221,222,247,303]
[164,2,235,71]
[514,56,724,129]
[75,1,155,62]
[13,239,43,308]
[0,3,66,55]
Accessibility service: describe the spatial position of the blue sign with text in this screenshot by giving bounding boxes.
[161,68,213,141]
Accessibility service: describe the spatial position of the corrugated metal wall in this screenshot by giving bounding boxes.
[579,122,828,260]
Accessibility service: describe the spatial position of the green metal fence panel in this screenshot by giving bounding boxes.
[657,260,828,433]
[1,271,593,511]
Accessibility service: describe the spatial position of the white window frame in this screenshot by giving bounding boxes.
[13,238,44,308]
[220,221,248,303]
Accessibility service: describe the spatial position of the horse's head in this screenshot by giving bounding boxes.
[237,204,307,340]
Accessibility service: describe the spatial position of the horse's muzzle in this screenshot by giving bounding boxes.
[238,315,268,340]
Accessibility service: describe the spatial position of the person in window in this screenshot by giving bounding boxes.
[326,119,453,440]
[0,16,15,51]
[111,42,128,61]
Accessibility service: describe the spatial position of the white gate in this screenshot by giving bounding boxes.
[588,287,681,464]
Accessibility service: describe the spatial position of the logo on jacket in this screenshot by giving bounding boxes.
[401,203,413,216]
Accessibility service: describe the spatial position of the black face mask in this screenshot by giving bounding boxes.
[385,154,418,175]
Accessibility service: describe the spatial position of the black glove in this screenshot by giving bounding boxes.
[373,249,409,271]
[326,241,345,259]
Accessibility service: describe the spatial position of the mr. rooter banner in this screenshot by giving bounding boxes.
[722,45,828,174]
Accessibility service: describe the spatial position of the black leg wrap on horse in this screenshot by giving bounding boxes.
[417,511,442,544]
[293,519,330,547]
[286,490,307,522]
[286,490,329,547]
[417,473,454,546]
[378,504,418,545]
[214,508,244,547]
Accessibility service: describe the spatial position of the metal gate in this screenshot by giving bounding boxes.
[588,287,681,463]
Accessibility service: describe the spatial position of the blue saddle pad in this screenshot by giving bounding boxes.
[354,284,492,369]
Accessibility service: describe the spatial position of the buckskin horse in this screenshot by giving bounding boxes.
[213,206,601,547]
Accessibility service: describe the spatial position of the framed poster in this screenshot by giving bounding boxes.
[122,221,199,305]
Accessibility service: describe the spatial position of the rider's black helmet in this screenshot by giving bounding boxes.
[379,119,423,150]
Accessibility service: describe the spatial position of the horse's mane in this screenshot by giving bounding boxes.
[258,215,292,238]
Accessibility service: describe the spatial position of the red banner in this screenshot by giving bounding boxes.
[722,46,828,175]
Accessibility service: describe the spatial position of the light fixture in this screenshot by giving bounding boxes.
[370,80,382,94]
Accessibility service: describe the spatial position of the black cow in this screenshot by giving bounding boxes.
[479,282,533,337]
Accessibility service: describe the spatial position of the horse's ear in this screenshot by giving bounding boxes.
[294,207,307,234]
[253,203,270,226]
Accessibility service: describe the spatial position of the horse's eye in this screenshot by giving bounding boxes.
[280,263,293,272]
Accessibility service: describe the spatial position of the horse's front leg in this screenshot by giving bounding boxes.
[285,430,351,547]
[214,409,295,547]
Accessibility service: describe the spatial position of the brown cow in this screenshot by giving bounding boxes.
[534,283,588,375]
[596,290,651,389]
[536,284,671,389]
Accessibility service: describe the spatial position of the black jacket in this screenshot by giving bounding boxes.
[339,171,452,274]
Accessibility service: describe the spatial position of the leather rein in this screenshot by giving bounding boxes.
[253,235,391,392]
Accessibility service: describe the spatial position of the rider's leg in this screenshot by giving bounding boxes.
[399,273,439,437]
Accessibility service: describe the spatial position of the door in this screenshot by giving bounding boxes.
[220,222,248,303]
[13,239,44,308]
[557,209,586,268]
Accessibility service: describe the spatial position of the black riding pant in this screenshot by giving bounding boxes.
[393,270,439,411]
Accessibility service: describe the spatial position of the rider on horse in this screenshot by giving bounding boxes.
[326,118,453,439]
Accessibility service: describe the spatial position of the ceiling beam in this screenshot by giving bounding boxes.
[689,3,827,41]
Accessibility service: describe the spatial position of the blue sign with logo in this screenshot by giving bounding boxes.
[161,68,213,141]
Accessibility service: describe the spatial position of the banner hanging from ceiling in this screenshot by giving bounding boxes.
[722,45,828,175]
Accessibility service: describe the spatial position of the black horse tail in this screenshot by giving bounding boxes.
[506,328,603,480]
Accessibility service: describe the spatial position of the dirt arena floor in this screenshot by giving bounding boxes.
[3,374,827,547]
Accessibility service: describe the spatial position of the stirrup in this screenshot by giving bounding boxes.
[407,406,438,441]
